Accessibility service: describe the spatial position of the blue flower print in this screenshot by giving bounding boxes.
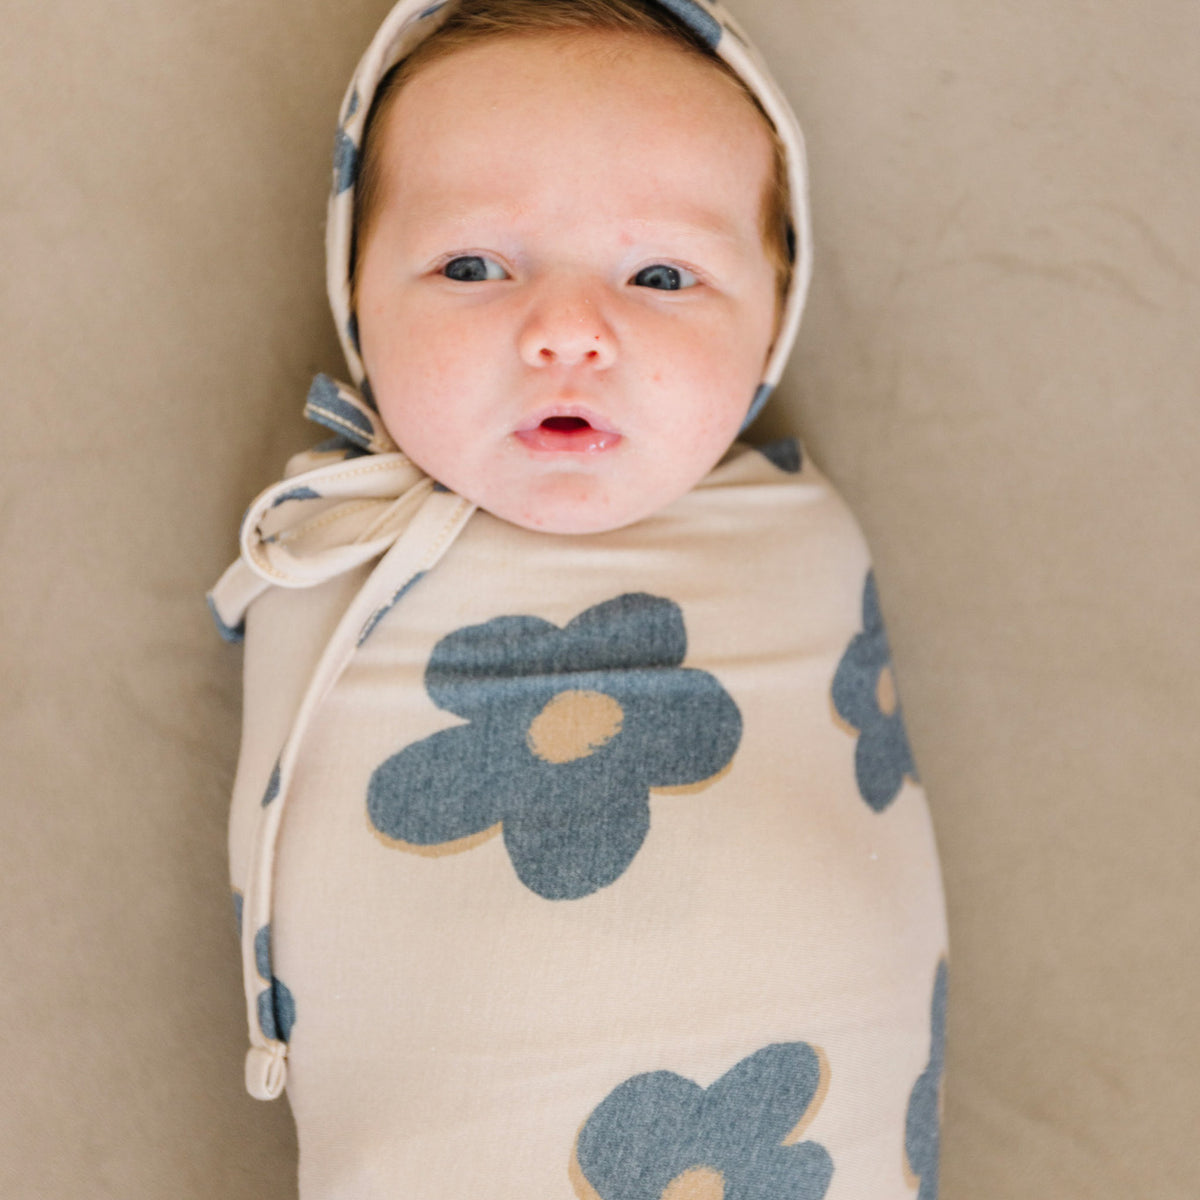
[333,126,357,194]
[571,1043,833,1200]
[656,0,723,51]
[254,926,297,1042]
[261,759,281,807]
[904,960,948,1198]
[367,593,742,900]
[232,891,296,1043]
[757,437,802,474]
[831,571,918,811]
[270,486,321,508]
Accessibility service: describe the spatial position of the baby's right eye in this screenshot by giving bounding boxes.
[441,255,509,282]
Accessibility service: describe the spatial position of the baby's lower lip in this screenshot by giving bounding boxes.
[514,417,622,454]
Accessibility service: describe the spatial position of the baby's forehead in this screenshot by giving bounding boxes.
[374,48,772,237]
[387,29,756,125]
[374,32,767,179]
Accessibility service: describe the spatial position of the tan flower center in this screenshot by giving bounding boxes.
[661,1166,725,1200]
[875,665,898,716]
[526,690,624,765]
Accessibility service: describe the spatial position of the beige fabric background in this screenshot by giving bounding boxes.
[2,1,1196,1196]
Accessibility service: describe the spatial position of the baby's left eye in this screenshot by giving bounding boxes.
[631,264,699,291]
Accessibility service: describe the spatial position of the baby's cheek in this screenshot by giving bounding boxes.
[373,331,459,406]
[675,321,758,390]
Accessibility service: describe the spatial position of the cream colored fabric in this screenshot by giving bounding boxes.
[220,438,946,1198]
[3,1,1199,1198]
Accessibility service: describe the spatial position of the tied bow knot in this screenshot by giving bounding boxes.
[207,450,438,642]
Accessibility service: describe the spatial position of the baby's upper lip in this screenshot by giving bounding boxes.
[515,402,620,435]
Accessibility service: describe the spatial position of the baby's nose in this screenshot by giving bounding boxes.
[518,283,616,369]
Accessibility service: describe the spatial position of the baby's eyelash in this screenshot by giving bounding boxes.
[441,255,510,282]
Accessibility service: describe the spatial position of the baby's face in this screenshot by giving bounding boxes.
[355,31,778,534]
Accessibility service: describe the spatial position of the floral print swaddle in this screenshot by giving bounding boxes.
[217,437,947,1199]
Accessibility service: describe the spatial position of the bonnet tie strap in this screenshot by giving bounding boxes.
[212,451,477,1099]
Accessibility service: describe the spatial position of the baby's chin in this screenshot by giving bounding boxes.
[481,497,656,537]
[469,476,679,536]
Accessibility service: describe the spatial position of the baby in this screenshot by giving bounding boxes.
[209,0,948,1197]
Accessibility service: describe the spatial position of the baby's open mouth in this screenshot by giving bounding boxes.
[515,410,622,455]
[540,416,592,433]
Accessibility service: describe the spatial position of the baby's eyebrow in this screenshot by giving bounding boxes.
[622,213,747,249]
[405,203,749,251]
[404,203,525,239]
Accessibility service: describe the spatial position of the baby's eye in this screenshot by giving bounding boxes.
[442,255,509,282]
[631,264,699,291]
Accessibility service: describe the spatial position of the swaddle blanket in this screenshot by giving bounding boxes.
[208,1,948,1196]
[211,430,946,1198]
